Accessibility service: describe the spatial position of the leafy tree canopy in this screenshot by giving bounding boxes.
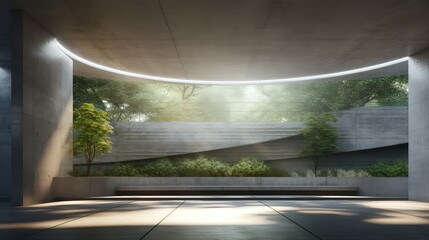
[73,103,113,175]
[299,113,339,175]
[260,75,408,121]
[73,75,408,122]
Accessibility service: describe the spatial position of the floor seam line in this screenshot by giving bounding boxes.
[19,200,133,240]
[139,200,186,240]
[256,198,323,240]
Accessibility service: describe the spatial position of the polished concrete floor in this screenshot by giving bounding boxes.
[1,198,429,240]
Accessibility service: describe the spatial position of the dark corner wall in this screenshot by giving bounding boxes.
[11,11,73,205]
[0,0,12,201]
[409,47,429,202]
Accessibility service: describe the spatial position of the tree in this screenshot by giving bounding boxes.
[73,75,408,122]
[294,75,408,112]
[73,103,113,175]
[260,75,408,121]
[177,85,202,100]
[299,113,338,176]
[73,76,106,110]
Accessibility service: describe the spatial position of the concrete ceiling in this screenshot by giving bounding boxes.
[12,0,429,83]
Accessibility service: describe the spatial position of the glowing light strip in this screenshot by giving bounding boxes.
[56,40,409,85]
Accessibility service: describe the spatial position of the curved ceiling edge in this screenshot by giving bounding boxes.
[56,40,409,85]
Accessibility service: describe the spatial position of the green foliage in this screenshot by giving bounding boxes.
[84,156,286,177]
[141,159,178,177]
[73,76,206,122]
[73,75,408,122]
[299,113,338,175]
[68,169,88,177]
[73,103,113,175]
[94,79,148,121]
[102,164,142,177]
[319,168,371,177]
[178,156,229,177]
[70,165,376,178]
[367,161,408,177]
[228,157,272,177]
[72,158,408,178]
[298,75,408,112]
[73,76,106,110]
[259,75,408,121]
[288,169,371,177]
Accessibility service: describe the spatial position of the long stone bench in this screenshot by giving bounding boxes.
[115,186,359,196]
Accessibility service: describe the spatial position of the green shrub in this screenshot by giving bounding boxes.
[228,157,271,177]
[288,169,370,177]
[178,156,229,176]
[289,170,315,177]
[70,157,392,178]
[367,161,408,177]
[103,164,142,176]
[141,159,178,176]
[267,168,290,177]
[69,169,87,177]
[318,168,371,177]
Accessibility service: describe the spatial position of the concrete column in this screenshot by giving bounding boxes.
[11,11,73,206]
[409,47,429,202]
[0,0,11,201]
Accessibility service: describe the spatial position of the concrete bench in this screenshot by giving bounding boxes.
[115,186,359,196]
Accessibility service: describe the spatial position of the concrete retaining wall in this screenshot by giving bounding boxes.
[52,177,408,199]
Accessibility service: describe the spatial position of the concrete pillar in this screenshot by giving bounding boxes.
[11,11,73,206]
[409,47,429,202]
[0,0,11,201]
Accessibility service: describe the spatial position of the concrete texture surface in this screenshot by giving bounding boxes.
[409,47,429,202]
[74,106,407,167]
[0,0,12,200]
[115,186,359,196]
[267,143,408,171]
[1,199,428,239]
[52,177,408,200]
[10,12,73,206]
[10,0,429,82]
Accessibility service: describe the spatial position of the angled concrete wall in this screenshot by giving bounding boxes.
[334,107,408,151]
[266,143,407,171]
[0,0,11,200]
[11,11,73,205]
[409,47,429,202]
[74,106,407,166]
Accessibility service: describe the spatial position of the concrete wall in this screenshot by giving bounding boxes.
[74,106,408,166]
[83,122,304,163]
[11,11,73,205]
[0,0,11,201]
[334,107,408,151]
[52,177,408,199]
[409,47,429,202]
[76,142,407,174]
[267,143,408,171]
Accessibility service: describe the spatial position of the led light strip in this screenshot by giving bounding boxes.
[56,40,409,85]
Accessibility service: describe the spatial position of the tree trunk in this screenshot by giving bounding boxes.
[313,158,320,177]
[86,163,91,176]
